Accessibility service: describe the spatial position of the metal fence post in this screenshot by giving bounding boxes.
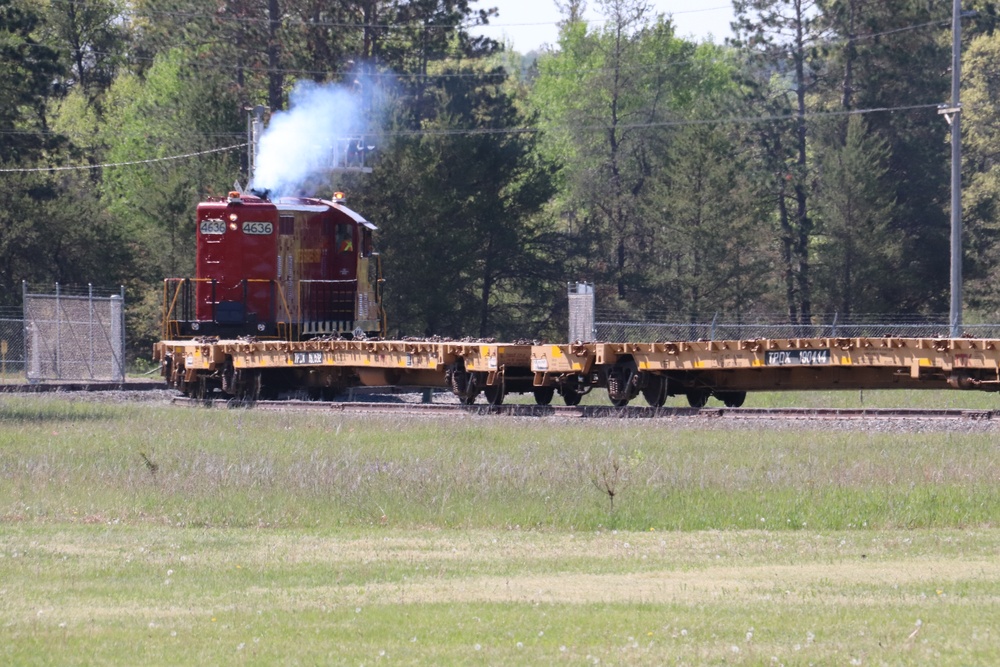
[55,282,61,380]
[111,290,125,382]
[89,283,95,380]
[22,281,27,382]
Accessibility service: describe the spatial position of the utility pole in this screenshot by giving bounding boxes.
[247,105,266,185]
[939,0,963,338]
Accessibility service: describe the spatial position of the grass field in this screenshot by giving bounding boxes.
[2,394,999,664]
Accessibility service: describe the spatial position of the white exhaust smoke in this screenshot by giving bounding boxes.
[249,80,367,197]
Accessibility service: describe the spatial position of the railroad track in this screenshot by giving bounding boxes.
[169,396,1000,421]
[0,381,168,393]
[5,383,995,420]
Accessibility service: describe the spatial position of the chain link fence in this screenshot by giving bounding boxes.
[0,307,25,383]
[22,284,126,382]
[593,312,1000,343]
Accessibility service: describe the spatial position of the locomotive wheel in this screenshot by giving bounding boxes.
[641,376,668,408]
[610,397,630,407]
[533,386,555,406]
[686,390,710,408]
[717,390,747,408]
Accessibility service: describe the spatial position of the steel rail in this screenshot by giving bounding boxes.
[0,381,167,393]
[168,397,999,421]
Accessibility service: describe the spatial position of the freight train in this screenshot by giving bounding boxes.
[155,190,1000,406]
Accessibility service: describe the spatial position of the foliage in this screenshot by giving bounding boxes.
[811,115,897,314]
[962,31,1000,316]
[359,65,559,338]
[99,47,243,280]
[816,0,952,313]
[1,0,997,334]
[0,0,130,304]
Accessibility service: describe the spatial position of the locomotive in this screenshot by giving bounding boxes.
[162,190,384,341]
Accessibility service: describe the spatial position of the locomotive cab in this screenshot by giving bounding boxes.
[162,191,384,341]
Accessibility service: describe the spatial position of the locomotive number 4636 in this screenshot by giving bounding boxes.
[242,221,273,235]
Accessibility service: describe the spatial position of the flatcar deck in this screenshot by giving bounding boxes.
[153,336,1000,406]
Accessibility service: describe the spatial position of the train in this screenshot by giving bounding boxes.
[154,190,1000,406]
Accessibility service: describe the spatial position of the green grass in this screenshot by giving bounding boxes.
[2,395,999,664]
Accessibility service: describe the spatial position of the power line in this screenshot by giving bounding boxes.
[0,102,941,173]
[0,143,246,173]
[393,102,943,136]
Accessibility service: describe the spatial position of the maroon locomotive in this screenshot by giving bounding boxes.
[163,190,384,340]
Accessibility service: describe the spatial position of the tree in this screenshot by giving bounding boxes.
[39,0,129,111]
[533,0,705,306]
[637,43,775,320]
[817,0,952,312]
[961,31,1000,315]
[0,0,66,303]
[732,0,824,324]
[358,66,558,338]
[99,48,243,280]
[812,115,896,315]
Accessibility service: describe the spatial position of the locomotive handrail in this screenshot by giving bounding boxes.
[267,279,294,340]
[162,278,215,339]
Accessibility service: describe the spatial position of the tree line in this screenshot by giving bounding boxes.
[2,0,1000,357]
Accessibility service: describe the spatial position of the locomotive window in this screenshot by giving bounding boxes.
[337,223,354,253]
[361,229,373,258]
[279,215,294,235]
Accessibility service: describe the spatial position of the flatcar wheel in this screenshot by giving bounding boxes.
[533,387,555,406]
[718,391,747,408]
[641,376,668,408]
[484,381,506,406]
[561,388,583,406]
[686,390,710,408]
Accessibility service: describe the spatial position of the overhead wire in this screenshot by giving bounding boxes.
[0,101,943,173]
[0,143,247,173]
[2,5,958,172]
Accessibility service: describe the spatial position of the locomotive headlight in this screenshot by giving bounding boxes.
[229,213,238,222]
[229,222,238,231]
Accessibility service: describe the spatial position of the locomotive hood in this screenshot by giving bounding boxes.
[273,197,377,230]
